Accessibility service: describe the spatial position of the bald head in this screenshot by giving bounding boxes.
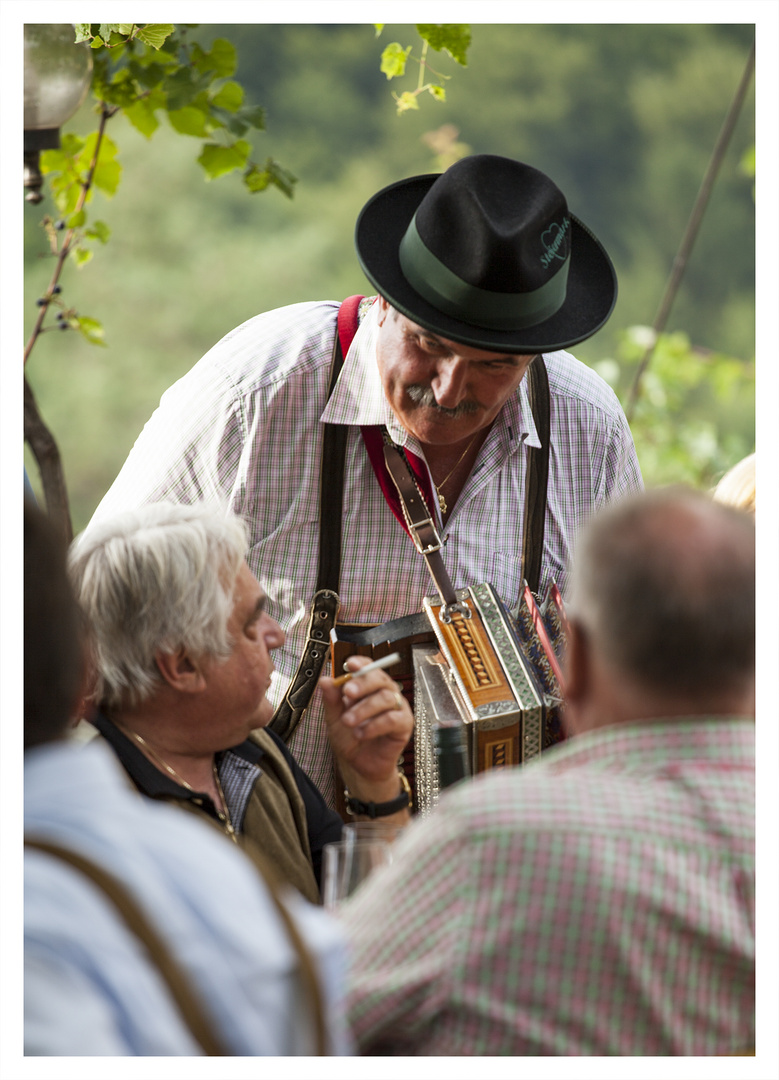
[567,487,754,718]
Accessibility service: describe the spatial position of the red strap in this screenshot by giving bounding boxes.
[336,294,365,363]
[335,296,437,539]
[360,427,436,537]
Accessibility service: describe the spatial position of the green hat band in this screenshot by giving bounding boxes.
[398,215,570,332]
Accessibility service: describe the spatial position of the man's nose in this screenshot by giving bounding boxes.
[431,357,468,408]
[267,616,285,650]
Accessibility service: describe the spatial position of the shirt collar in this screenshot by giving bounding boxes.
[319,300,541,451]
[89,710,264,824]
[537,716,755,776]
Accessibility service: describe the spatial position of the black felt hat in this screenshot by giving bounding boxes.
[355,154,617,352]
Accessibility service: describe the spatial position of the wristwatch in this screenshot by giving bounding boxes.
[344,772,412,819]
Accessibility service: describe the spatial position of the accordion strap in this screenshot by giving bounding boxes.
[381,441,459,608]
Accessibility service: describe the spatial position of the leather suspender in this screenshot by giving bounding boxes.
[268,298,360,742]
[25,836,230,1055]
[521,354,550,596]
[269,298,551,742]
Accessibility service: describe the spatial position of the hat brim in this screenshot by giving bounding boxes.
[355,174,617,353]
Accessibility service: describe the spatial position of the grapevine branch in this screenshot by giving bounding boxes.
[24,103,115,365]
[24,101,116,544]
[625,39,755,421]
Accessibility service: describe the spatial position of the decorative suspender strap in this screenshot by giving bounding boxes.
[25,835,330,1055]
[522,354,551,598]
[381,441,461,611]
[268,296,364,744]
[367,355,550,610]
[359,424,438,535]
[24,836,231,1056]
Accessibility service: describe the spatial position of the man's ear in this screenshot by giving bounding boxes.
[155,648,207,694]
[561,619,591,737]
[376,295,390,326]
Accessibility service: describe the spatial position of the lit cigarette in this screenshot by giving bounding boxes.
[332,652,401,687]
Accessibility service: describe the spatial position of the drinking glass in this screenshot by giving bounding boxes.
[341,820,407,847]
[322,838,391,909]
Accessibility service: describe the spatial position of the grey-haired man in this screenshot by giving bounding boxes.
[69,501,413,903]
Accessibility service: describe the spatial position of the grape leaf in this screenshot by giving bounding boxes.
[381,43,411,80]
[192,38,237,77]
[198,140,251,179]
[123,97,161,138]
[74,314,106,345]
[135,24,175,50]
[244,159,297,198]
[85,221,111,243]
[416,25,471,66]
[212,80,243,112]
[241,105,266,131]
[168,105,210,137]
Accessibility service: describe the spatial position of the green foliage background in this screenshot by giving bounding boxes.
[24,23,755,534]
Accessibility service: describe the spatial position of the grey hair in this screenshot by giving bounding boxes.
[68,502,249,710]
[567,487,755,698]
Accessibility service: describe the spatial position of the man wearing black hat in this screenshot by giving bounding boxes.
[92,156,643,805]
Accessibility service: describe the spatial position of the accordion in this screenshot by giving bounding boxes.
[331,579,568,814]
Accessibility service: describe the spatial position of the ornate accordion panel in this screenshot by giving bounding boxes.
[331,580,568,817]
[414,581,567,814]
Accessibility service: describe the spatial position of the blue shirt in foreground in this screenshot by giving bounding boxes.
[24,738,352,1055]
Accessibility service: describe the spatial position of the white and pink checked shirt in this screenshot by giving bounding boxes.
[342,717,755,1056]
[92,299,642,803]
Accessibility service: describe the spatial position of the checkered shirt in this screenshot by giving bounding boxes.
[92,299,642,804]
[340,717,755,1056]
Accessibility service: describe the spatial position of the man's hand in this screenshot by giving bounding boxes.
[319,655,413,807]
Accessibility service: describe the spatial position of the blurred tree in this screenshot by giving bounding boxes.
[25,22,294,542]
[595,327,754,490]
[23,24,755,534]
[25,23,475,541]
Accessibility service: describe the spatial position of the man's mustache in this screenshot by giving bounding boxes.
[406,384,480,419]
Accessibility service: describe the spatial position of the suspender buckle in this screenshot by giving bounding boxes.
[408,517,443,556]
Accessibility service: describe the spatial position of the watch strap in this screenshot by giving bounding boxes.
[344,772,412,819]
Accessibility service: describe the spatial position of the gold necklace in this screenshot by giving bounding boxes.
[125,728,195,789]
[212,762,238,843]
[124,728,237,843]
[434,433,478,515]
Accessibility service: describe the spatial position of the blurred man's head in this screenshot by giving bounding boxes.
[564,487,755,735]
[713,452,755,516]
[24,501,84,750]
